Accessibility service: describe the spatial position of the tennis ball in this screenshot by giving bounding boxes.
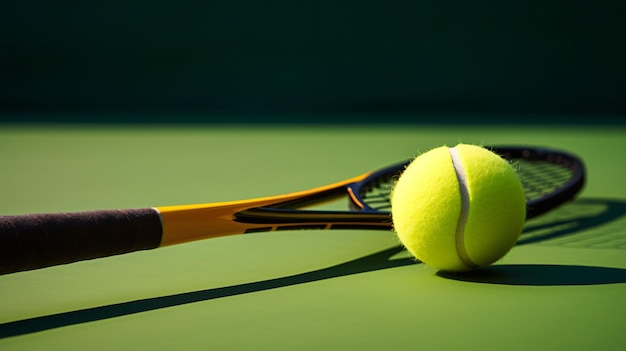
[391,144,526,272]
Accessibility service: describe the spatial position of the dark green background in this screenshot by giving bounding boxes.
[1,1,625,122]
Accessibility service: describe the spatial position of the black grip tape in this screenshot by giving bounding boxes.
[0,208,163,274]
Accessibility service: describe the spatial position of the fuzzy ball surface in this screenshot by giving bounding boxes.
[391,144,526,272]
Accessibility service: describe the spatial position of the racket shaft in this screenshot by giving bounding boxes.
[0,209,162,274]
[0,185,360,274]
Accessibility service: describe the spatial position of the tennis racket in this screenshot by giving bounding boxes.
[0,146,585,275]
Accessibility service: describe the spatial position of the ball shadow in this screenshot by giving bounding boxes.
[438,264,626,286]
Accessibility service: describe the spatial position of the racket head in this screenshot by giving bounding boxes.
[495,146,586,219]
[350,146,585,220]
[161,145,585,243]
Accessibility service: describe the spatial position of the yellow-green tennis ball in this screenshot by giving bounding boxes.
[391,144,526,272]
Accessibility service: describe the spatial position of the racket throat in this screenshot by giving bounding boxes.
[235,208,392,233]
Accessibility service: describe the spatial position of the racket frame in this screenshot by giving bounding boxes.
[157,146,585,246]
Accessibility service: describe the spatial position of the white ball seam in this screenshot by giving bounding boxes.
[449,147,477,269]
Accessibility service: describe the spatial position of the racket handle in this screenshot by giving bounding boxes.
[0,208,163,275]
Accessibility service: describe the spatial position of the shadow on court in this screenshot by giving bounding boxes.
[2,197,625,339]
[438,264,626,286]
[518,197,626,247]
[0,245,414,339]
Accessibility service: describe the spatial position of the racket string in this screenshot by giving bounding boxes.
[356,156,577,213]
[515,159,575,202]
[358,174,396,212]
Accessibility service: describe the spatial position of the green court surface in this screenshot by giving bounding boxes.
[1,123,625,350]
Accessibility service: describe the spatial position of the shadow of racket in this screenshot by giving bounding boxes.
[0,245,413,339]
[3,198,624,338]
